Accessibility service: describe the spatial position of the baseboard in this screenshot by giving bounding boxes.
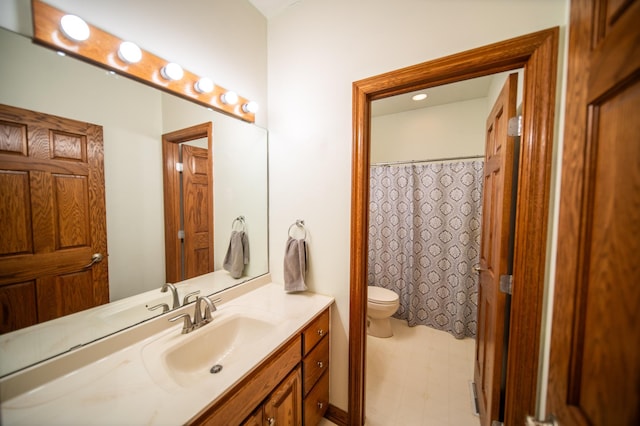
[325,404,349,426]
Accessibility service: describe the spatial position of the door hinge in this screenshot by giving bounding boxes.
[508,115,522,137]
[177,230,185,240]
[175,162,183,172]
[499,274,513,295]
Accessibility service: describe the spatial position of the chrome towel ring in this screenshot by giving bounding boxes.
[232,215,246,231]
[288,219,307,240]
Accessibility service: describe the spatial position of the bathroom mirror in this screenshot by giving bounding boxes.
[0,24,268,376]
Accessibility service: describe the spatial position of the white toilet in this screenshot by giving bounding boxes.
[367,286,400,338]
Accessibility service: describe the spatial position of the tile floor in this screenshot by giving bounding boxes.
[320,317,479,426]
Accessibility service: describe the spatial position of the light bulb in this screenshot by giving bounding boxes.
[220,91,238,105]
[118,41,142,64]
[242,101,259,114]
[412,93,428,101]
[194,77,214,93]
[60,15,90,42]
[160,63,184,81]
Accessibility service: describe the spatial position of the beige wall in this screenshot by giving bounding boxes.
[267,0,569,412]
[371,98,487,164]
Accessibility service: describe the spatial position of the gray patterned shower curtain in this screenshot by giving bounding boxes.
[368,160,483,339]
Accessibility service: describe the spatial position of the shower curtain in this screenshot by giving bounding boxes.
[368,160,483,339]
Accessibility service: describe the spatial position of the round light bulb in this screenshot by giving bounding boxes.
[412,93,428,101]
[60,15,90,42]
[160,63,184,81]
[221,91,238,105]
[194,77,214,93]
[118,41,142,64]
[242,101,259,114]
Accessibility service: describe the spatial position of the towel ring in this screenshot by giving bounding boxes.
[288,219,307,240]
[232,216,246,231]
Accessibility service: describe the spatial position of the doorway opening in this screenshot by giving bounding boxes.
[162,122,214,283]
[348,27,559,426]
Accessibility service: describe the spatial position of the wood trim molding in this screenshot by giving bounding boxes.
[31,0,255,123]
[350,27,559,426]
[325,403,349,426]
[162,122,214,283]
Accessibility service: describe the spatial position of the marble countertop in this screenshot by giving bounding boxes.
[0,283,334,425]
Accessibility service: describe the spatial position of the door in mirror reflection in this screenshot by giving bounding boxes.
[162,123,214,283]
[0,104,109,333]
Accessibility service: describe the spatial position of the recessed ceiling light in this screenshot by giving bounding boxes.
[412,93,428,101]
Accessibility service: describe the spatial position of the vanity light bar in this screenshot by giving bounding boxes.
[32,0,256,123]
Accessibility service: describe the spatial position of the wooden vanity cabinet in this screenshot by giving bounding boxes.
[243,367,302,426]
[189,307,330,426]
[301,308,330,425]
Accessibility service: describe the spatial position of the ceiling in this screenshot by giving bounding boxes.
[371,74,496,117]
[248,0,300,19]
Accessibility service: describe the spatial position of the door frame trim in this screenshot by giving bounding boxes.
[162,122,214,283]
[349,27,559,425]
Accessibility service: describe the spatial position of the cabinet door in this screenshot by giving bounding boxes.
[264,367,302,426]
[242,406,263,426]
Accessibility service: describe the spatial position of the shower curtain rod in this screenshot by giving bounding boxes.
[372,154,484,166]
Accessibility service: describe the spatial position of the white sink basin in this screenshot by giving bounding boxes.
[142,306,282,390]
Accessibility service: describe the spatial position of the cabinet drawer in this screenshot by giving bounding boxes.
[303,368,329,426]
[303,333,329,396]
[302,308,329,355]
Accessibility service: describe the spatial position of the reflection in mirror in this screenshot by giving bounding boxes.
[0,26,268,376]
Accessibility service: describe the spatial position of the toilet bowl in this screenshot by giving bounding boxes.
[367,286,400,338]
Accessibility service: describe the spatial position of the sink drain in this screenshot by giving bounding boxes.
[210,364,223,374]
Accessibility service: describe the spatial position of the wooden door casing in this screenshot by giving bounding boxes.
[162,122,214,283]
[0,104,109,333]
[350,28,559,426]
[548,0,640,424]
[475,73,518,426]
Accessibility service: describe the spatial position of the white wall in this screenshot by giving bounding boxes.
[267,0,569,411]
[371,98,487,164]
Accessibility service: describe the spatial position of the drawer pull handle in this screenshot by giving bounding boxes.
[317,361,324,368]
[317,402,324,409]
[317,329,324,336]
[267,417,275,425]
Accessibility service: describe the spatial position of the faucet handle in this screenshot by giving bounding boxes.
[169,313,194,334]
[183,290,200,305]
[148,303,169,313]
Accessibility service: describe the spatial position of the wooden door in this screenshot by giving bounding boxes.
[547,0,640,424]
[264,367,302,426]
[474,73,518,426]
[181,144,214,279]
[162,123,214,283]
[0,104,108,333]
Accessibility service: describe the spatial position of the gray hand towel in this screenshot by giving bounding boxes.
[284,236,307,292]
[223,230,250,279]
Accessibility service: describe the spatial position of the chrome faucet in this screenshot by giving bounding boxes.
[194,296,217,327]
[168,296,217,334]
[160,282,180,310]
